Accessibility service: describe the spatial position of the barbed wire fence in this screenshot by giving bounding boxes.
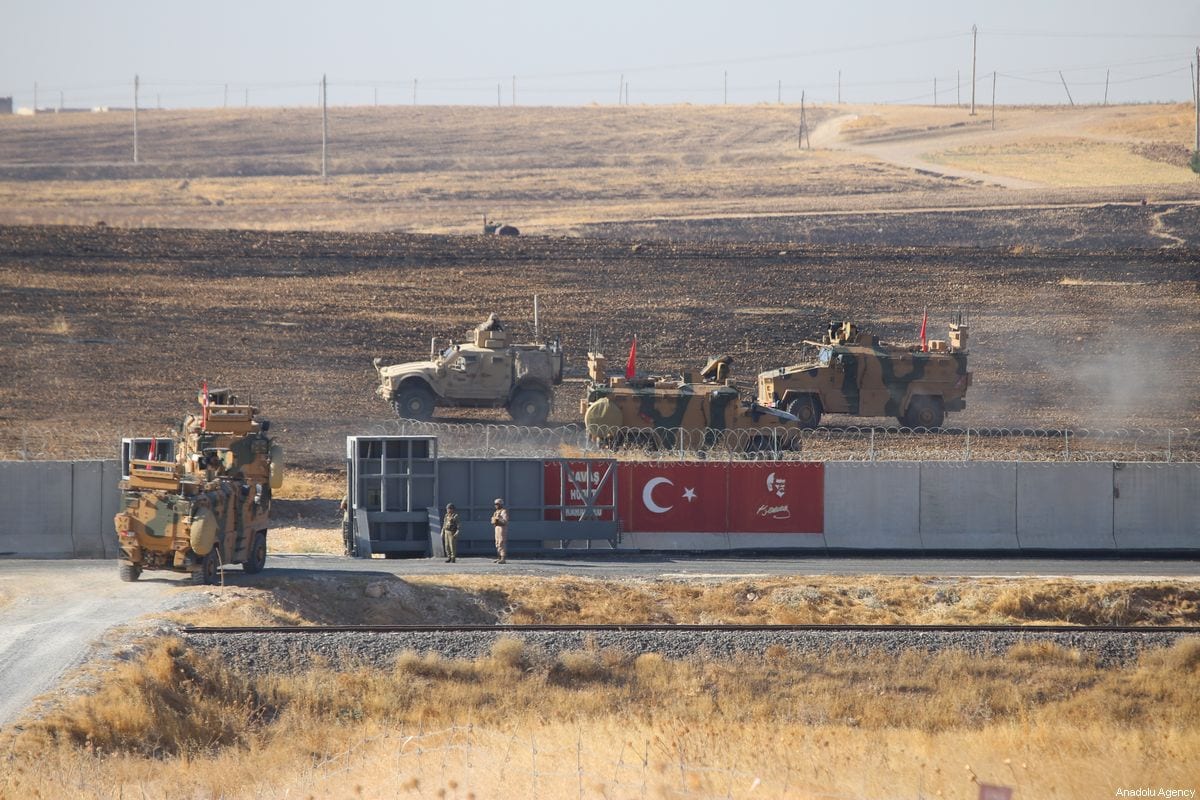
[3,421,1195,464]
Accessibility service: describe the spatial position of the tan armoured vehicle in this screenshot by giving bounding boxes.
[581,352,805,451]
[757,319,972,429]
[374,314,564,426]
[113,388,283,584]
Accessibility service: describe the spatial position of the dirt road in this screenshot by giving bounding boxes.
[0,563,195,727]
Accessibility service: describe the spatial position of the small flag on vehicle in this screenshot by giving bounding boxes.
[625,335,638,380]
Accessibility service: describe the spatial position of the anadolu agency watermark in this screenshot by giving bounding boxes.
[1114,789,1196,798]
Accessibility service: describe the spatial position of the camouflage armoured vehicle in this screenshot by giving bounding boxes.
[581,352,805,451]
[374,314,564,426]
[113,388,283,584]
[757,319,971,429]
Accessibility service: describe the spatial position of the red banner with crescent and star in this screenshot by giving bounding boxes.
[615,462,823,534]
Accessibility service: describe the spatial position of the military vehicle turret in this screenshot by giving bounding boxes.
[757,318,971,429]
[374,314,564,426]
[113,387,283,584]
[581,352,805,451]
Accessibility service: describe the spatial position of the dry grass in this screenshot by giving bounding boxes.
[165,574,1200,629]
[271,467,341,500]
[926,137,1198,187]
[4,636,1198,798]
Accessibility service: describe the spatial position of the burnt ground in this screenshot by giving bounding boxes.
[0,222,1196,469]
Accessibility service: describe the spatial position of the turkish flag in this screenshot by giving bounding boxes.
[625,335,637,379]
[919,306,928,352]
[727,463,824,533]
[620,463,727,533]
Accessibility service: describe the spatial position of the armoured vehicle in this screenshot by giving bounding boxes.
[757,319,971,429]
[581,352,805,451]
[374,314,564,426]
[114,388,283,584]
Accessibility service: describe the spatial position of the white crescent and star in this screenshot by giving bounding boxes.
[642,477,697,513]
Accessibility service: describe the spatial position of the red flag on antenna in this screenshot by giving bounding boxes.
[625,335,638,380]
[201,380,209,428]
[919,307,928,352]
[148,436,157,462]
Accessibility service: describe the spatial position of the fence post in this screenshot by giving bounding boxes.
[868,428,875,462]
[1064,429,1070,462]
[485,426,491,458]
[1167,430,1172,463]
[678,428,684,460]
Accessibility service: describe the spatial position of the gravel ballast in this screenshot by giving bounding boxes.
[182,628,1199,674]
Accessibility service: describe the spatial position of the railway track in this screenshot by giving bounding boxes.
[181,623,1200,673]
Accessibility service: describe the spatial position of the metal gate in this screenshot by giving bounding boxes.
[345,435,438,557]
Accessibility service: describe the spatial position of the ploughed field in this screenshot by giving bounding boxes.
[0,224,1196,468]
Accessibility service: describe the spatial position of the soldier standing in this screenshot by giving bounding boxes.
[441,503,460,563]
[491,498,509,563]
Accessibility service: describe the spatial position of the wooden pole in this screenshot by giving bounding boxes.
[1058,71,1075,106]
[244,88,249,107]
[497,83,501,107]
[618,73,624,105]
[412,78,417,105]
[991,71,996,130]
[374,87,378,106]
[133,74,139,163]
[1104,69,1110,106]
[934,77,938,106]
[321,74,328,180]
[970,24,977,115]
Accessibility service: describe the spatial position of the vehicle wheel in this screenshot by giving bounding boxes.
[508,388,550,426]
[242,531,267,574]
[787,395,822,428]
[902,395,945,429]
[118,561,141,582]
[191,548,220,586]
[392,385,435,421]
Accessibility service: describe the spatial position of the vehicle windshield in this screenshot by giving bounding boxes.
[440,345,456,361]
[818,346,833,367]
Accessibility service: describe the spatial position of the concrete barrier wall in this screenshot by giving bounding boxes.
[824,462,920,550]
[0,460,112,557]
[1114,464,1200,550]
[1,460,1197,556]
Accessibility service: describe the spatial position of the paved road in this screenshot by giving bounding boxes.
[0,563,196,728]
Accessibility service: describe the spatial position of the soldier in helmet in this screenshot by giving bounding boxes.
[491,497,509,563]
[441,502,460,563]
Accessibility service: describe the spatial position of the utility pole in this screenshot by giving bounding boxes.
[970,24,978,115]
[412,78,417,105]
[1058,71,1075,106]
[957,69,961,106]
[497,83,501,107]
[798,90,810,149]
[321,73,328,180]
[618,73,624,105]
[59,90,63,112]
[1104,69,1110,106]
[837,70,842,103]
[244,88,249,107]
[374,87,378,106]
[934,77,938,106]
[991,71,996,130]
[133,74,139,164]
